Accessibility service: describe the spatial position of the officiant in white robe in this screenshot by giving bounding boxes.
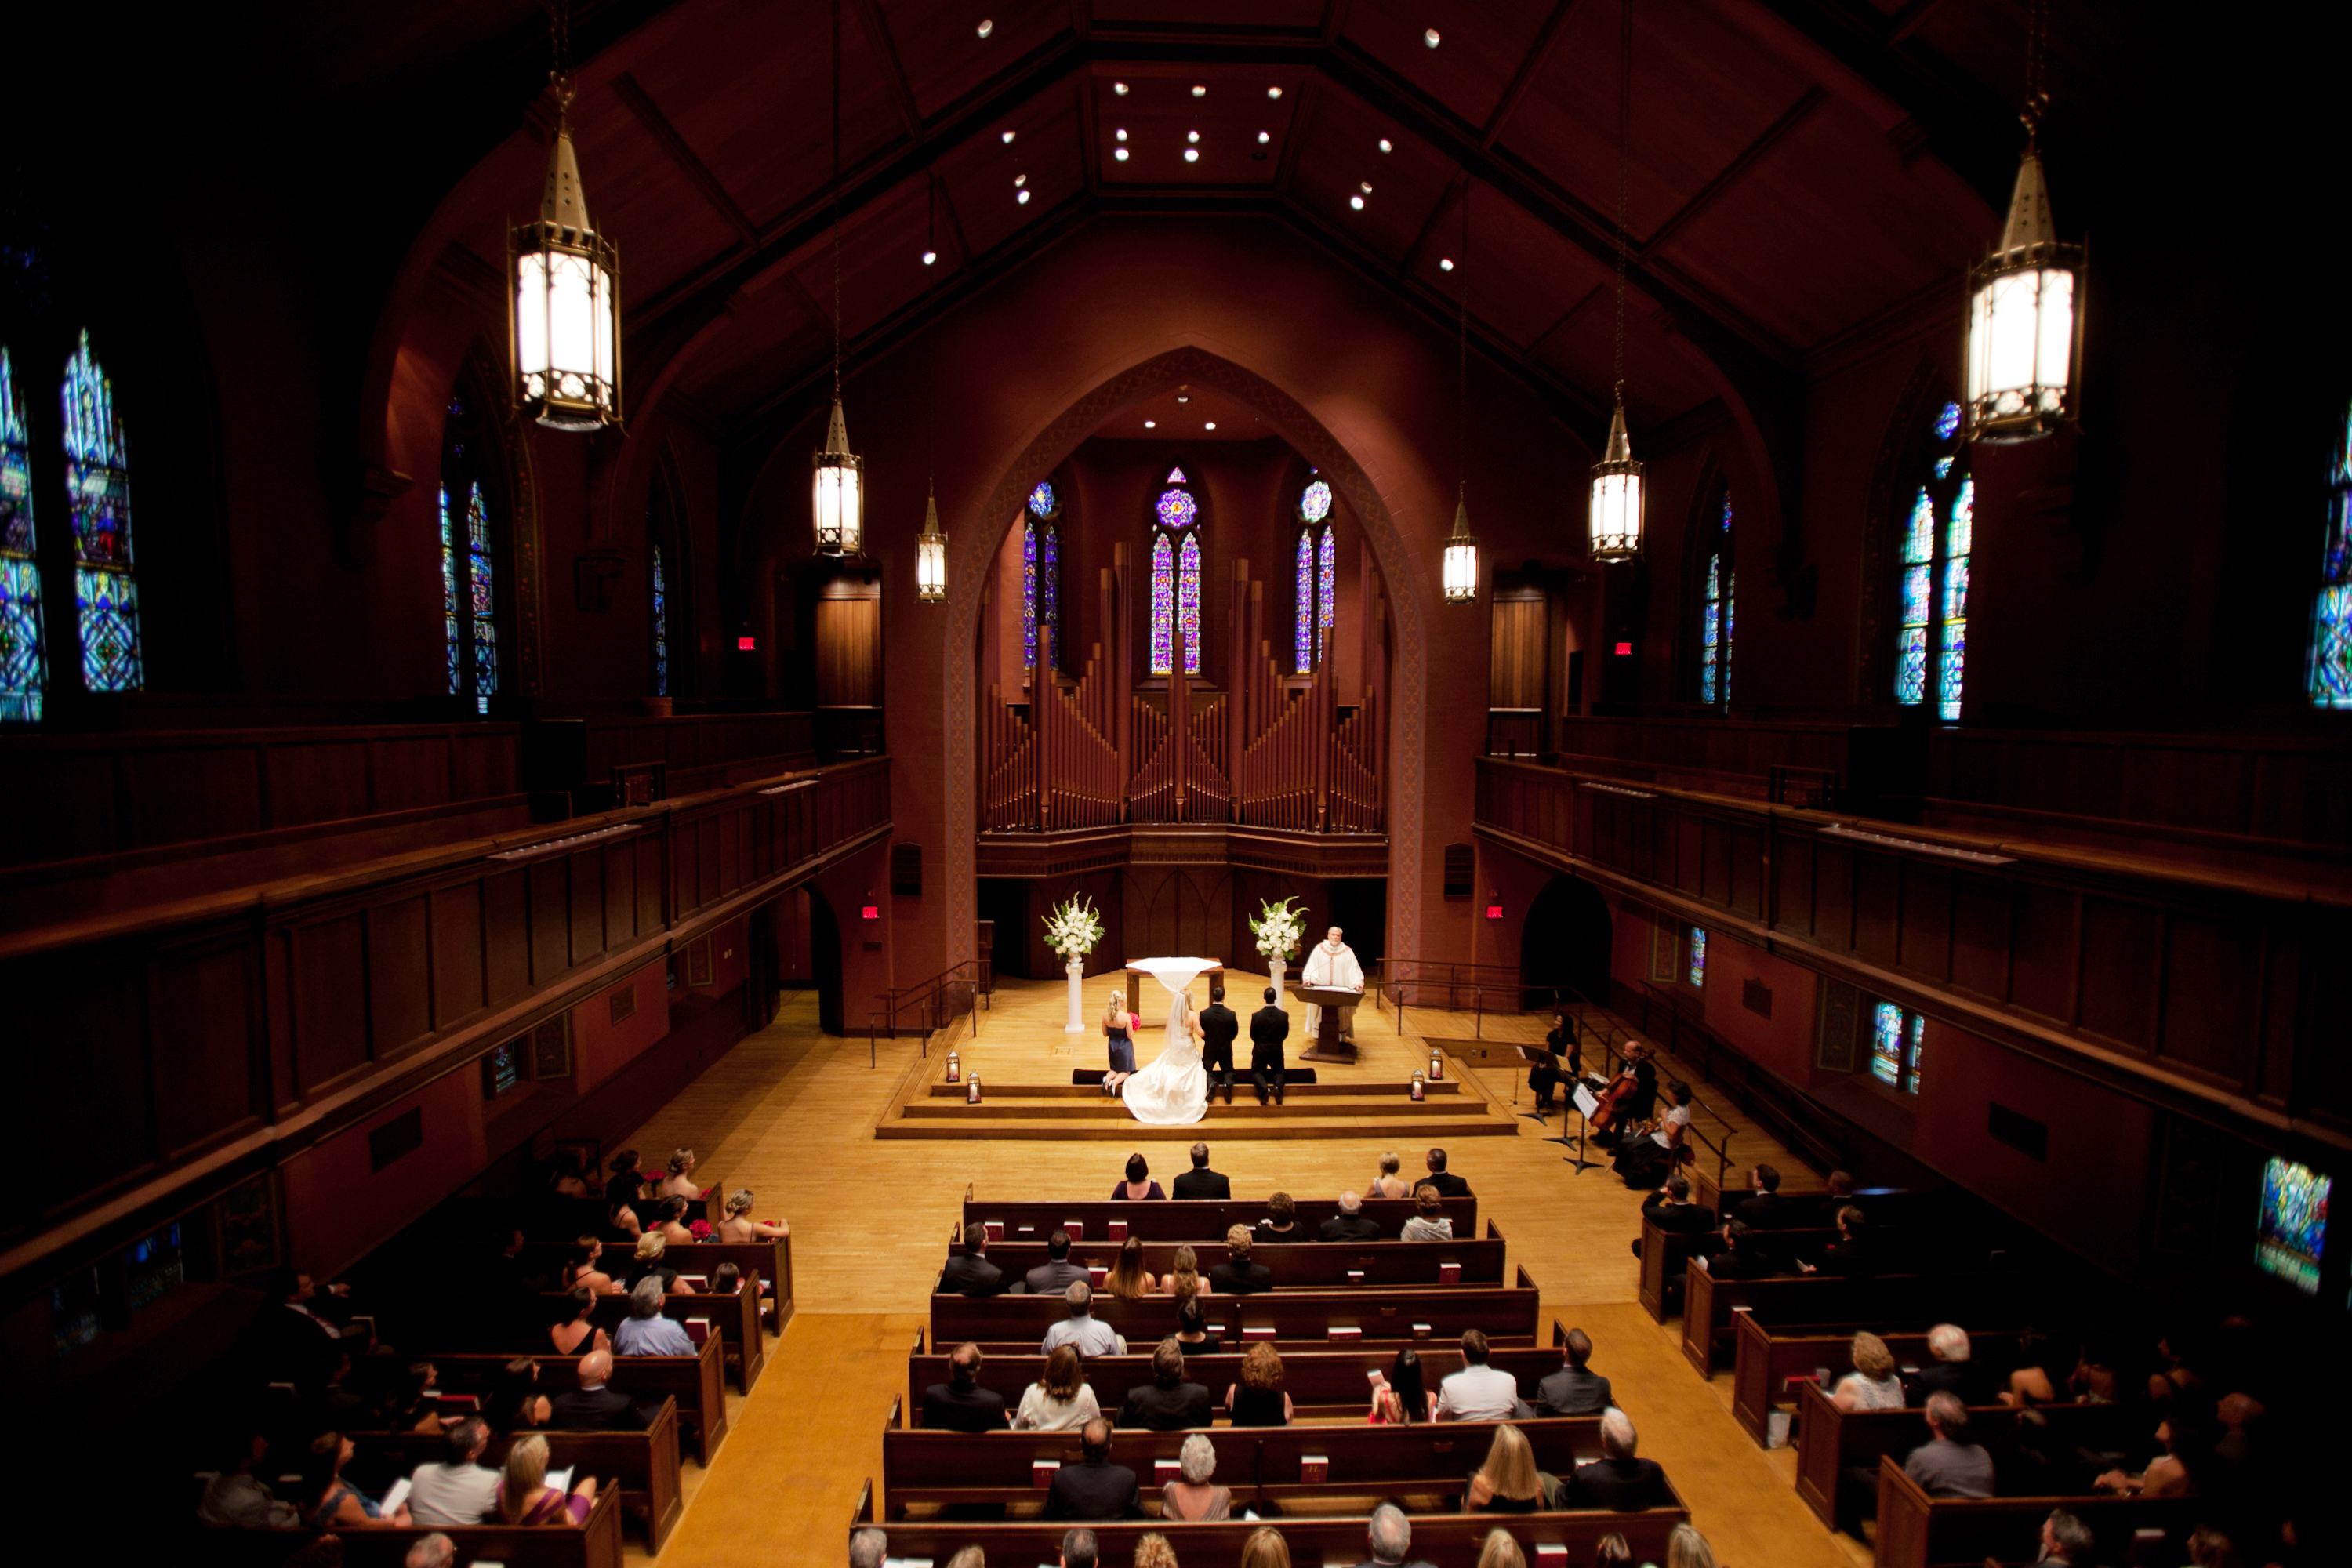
[1300,926,1363,1043]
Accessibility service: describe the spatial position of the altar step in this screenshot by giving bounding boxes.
[877,1080,1515,1140]
[917,1078,1473,1100]
[901,1095,1483,1122]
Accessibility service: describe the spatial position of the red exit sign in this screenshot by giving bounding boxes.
[1613,641,1632,655]
[737,636,757,651]
[861,905,880,920]
[1485,905,1503,920]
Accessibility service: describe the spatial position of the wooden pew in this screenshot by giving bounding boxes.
[192,1484,626,1568]
[411,1331,728,1459]
[1679,1265,2019,1375]
[936,1269,1543,1349]
[347,1397,684,1552]
[543,1269,766,1392]
[1634,1220,1845,1322]
[881,1410,1608,1515]
[967,1235,1508,1290]
[1872,1457,2198,1568]
[964,1196,1477,1243]
[1792,1384,2151,1530]
[525,1237,796,1328]
[906,1332,1573,1425]
[1729,1316,2047,1446]
[848,1480,1689,1566]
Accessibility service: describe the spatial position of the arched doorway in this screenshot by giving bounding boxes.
[1519,876,1612,1009]
[808,886,844,1036]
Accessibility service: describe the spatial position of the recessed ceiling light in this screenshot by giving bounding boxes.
[1203,422,1217,430]
[1144,419,1156,429]
[1267,86,1283,100]
[1191,85,1207,97]
[1113,147,1130,162]
[1187,131,1200,143]
[1379,139,1393,153]
[1001,129,1016,144]
[923,249,938,265]
[1016,189,1031,204]
[1183,148,1199,162]
[1014,174,1026,187]
[1175,394,1189,403]
[1116,129,1128,142]
[1424,28,1441,48]
[1258,131,1271,144]
[1349,195,1365,210]
[1439,257,1454,271]
[978,19,993,38]
[1113,82,1129,95]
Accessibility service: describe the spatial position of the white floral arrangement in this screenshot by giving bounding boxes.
[1041,895,1105,958]
[1249,896,1308,962]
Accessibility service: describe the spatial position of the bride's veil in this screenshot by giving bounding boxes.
[1165,988,1192,1044]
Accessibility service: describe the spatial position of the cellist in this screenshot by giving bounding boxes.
[1591,1040,1660,1148]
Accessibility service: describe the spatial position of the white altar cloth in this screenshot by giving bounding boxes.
[1123,957,1221,997]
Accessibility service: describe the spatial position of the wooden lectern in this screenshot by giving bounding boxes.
[1294,985,1361,1064]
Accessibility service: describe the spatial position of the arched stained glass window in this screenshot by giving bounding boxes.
[440,383,502,713]
[1149,464,1201,675]
[61,332,140,693]
[650,545,670,697]
[1871,1000,1926,1094]
[1294,530,1315,673]
[1699,491,1734,706]
[0,347,45,722]
[1022,481,1061,670]
[648,456,684,700]
[2307,401,2352,708]
[1293,473,1337,673]
[1895,399,1972,720]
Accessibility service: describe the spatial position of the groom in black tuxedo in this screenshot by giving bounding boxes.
[1198,981,1239,1105]
[1250,987,1290,1105]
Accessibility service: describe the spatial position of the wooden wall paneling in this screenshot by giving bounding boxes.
[267,927,298,1112]
[528,858,570,984]
[2296,915,2352,1124]
[1853,851,1899,968]
[128,744,263,850]
[2078,896,2161,1051]
[485,870,531,1005]
[1729,826,1765,921]
[2158,911,2260,1084]
[1489,595,1547,710]
[365,895,434,1060]
[266,740,371,828]
[635,835,665,933]
[568,849,606,967]
[1897,862,1952,981]
[604,839,636,945]
[430,883,487,1028]
[0,748,117,864]
[368,734,455,812]
[1630,802,1657,881]
[2257,924,2299,1107]
[719,808,744,897]
[23,944,153,1206]
[292,913,370,1092]
[147,935,262,1156]
[2009,881,2078,1022]
[695,817,720,913]
[815,595,882,707]
[1949,873,2009,1000]
[1776,829,1815,939]
[1676,813,1704,895]
[452,730,520,800]
[1813,842,1854,951]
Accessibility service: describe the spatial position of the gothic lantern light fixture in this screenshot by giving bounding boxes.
[1586,0,1643,561]
[1962,0,2084,442]
[1443,194,1478,605]
[510,12,620,431]
[1443,485,1479,604]
[916,482,948,601]
[811,0,865,555]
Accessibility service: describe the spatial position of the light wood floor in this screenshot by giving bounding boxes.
[615,974,1870,1568]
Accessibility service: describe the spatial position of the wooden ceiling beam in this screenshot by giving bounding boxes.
[1639,83,1826,258]
[849,0,926,140]
[1480,0,1581,152]
[612,71,760,248]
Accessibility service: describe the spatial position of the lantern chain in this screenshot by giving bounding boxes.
[831,0,845,400]
[544,0,574,109]
[2021,0,2049,148]
[1610,0,1635,413]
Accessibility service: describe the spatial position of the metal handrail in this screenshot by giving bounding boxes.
[869,958,993,1065]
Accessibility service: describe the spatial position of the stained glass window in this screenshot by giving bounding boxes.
[1294,475,1338,673]
[0,348,45,723]
[1150,532,1174,674]
[1178,531,1202,673]
[1041,526,1060,663]
[61,332,141,693]
[1869,1001,1926,1093]
[1029,481,1057,519]
[2255,1156,2331,1296]
[1294,529,1315,673]
[1022,483,1062,670]
[1697,492,1734,706]
[1318,525,1335,655]
[1157,485,1198,531]
[1895,400,1970,719]
[1022,519,1039,668]
[1687,927,1707,988]
[2307,401,2352,709]
[440,387,500,713]
[1301,478,1332,524]
[651,544,670,698]
[1149,466,1201,675]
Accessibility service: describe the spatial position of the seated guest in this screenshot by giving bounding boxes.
[550,1146,597,1199]
[484,1357,552,1435]
[2031,1508,2100,1567]
[1044,1417,1141,1519]
[716,1189,789,1242]
[406,1534,456,1568]
[496,1433,599,1526]
[1254,1192,1304,1245]
[1026,1230,1090,1295]
[654,1196,696,1246]
[947,1549,985,1568]
[1017,1344,1103,1430]
[1158,1246,1202,1298]
[626,1232,694,1294]
[2184,1527,2240,1568]
[1437,1329,1520,1421]
[564,1236,615,1294]
[1535,1327,1613,1417]
[1161,1432,1231,1520]
[1563,1410,1671,1510]
[615,1276,695,1356]
[374,1361,447,1434]
[1798,1207,1874,1278]
[1173,1294,1221,1354]
[1464,1423,1552,1514]
[1613,1080,1692,1189]
[1368,1347,1435,1425]
[1355,1503,1431,1568]
[1697,1220,1782,1280]
[852,1527,889,1568]
[942,1224,1007,1297]
[607,1149,647,1205]
[302,1432,411,1530]
[1733,1164,1800,1229]
[1911,1324,1985,1406]
[407,1417,501,1527]
[551,1349,645,1431]
[1831,1333,1905,1412]
[1103,1236,1158,1300]
[2092,1412,2201,1498]
[550,1287,606,1356]
[197,1432,298,1530]
[1134,1538,1176,1568]
[1173,1142,1231,1200]
[1904,1392,1994,1498]
[1118,1338,1213,1430]
[1243,1527,1291,1568]
[1225,1342,1294,1426]
[1209,1227,1273,1294]
[1820,1170,1858,1218]
[924,1341,1010,1432]
[1666,1525,1716,1568]
[1416,1147,1471,1198]
[1631,1174,1715,1259]
[710,1261,742,1294]
[1400,1185,1454,1241]
[1041,1282,1122,1357]
[1592,1536,1634,1568]
[1321,1190,1381,1242]
[657,1147,702,1200]
[1059,1530,1094,1568]
[1370,1153,1410,1200]
[1113,1152,1165,1200]
[606,1193,644,1240]
[1477,1527,1526,1568]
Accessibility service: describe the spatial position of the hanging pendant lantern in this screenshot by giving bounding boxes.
[1442,485,1479,604]
[916,481,948,601]
[511,110,622,431]
[1587,403,1646,561]
[812,396,864,555]
[1963,148,2085,442]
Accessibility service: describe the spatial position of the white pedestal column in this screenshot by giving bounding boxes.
[1065,955,1087,1033]
[1269,957,1287,1005]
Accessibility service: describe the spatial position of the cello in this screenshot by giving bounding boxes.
[1587,1044,1653,1137]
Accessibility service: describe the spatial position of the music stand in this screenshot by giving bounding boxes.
[1512,1046,1577,1146]
[1566,1083,1604,1174]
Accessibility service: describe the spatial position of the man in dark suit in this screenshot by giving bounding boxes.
[1908,1324,1987,1406]
[1698,1219,1783,1280]
[1025,1230,1089,1296]
[550,1349,647,1431]
[1632,1173,1719,1259]
[1207,1226,1272,1294]
[1564,1410,1672,1510]
[1197,982,1240,1105]
[1115,1338,1214,1430]
[920,1341,1008,1432]
[1414,1148,1471,1198]
[940,1223,1007,1296]
[1733,1164,1802,1229]
[1247,988,1289,1105]
[1798,1206,1875,1278]
[1319,1191,1382,1242]
[1172,1142,1231,1200]
[1534,1327,1613,1417]
[1044,1417,1141,1519]
[1350,1502,1438,1568]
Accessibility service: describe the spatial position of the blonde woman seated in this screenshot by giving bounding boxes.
[716,1189,789,1243]
[1464,1423,1554,1514]
[1161,1433,1232,1521]
[1475,1527,1526,1568]
[1239,1526,1290,1568]
[1102,992,1139,1092]
[946,1550,986,1568]
[626,1232,694,1294]
[1400,1185,1454,1241]
[1665,1524,1716,1568]
[1831,1332,1905,1412]
[657,1149,702,1200]
[1159,1246,1201,1298]
[1103,1236,1158,1300]
[1135,1535,1180,1568]
[1014,1344,1102,1431]
[1370,1153,1409,1200]
[496,1433,598,1526]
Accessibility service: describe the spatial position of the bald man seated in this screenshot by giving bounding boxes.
[549,1349,646,1431]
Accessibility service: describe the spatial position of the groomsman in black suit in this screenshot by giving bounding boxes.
[1249,987,1290,1105]
[1198,982,1240,1105]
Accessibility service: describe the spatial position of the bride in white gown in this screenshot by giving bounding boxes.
[1121,988,1210,1126]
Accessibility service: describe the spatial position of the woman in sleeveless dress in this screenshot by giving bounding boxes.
[1102,992,1138,1094]
[1121,989,1209,1125]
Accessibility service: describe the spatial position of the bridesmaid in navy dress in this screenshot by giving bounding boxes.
[1102,991,1138,1093]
